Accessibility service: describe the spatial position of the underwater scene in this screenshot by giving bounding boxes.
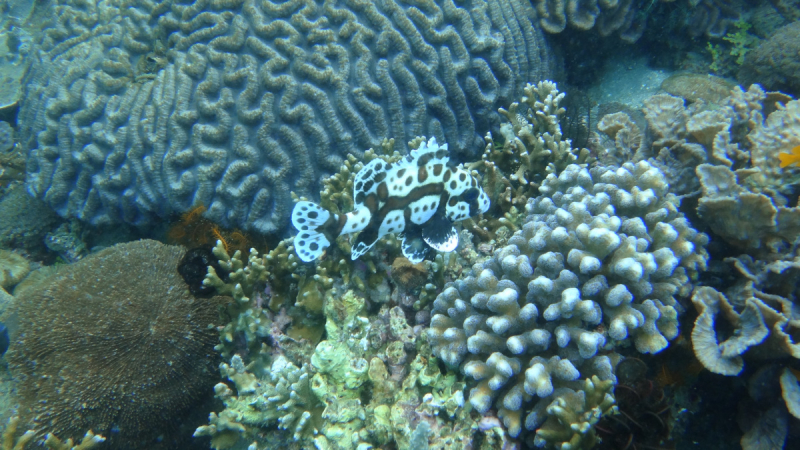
[1,0,800,449]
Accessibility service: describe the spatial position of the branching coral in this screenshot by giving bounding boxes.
[483,81,592,193]
[194,354,320,448]
[428,160,707,445]
[476,81,593,241]
[197,285,480,450]
[1,416,105,450]
[203,238,306,357]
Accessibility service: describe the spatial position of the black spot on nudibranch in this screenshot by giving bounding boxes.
[397,169,406,177]
[374,172,386,182]
[443,171,451,182]
[310,242,319,251]
[405,176,413,186]
[356,181,363,191]
[459,173,466,182]
[363,180,374,192]
[433,164,443,176]
[450,181,457,189]
[308,211,318,219]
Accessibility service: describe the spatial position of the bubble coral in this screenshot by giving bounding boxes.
[8,240,222,449]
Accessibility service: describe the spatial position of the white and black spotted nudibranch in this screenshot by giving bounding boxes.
[292,137,490,264]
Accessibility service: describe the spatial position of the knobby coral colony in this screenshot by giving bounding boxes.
[197,80,710,449]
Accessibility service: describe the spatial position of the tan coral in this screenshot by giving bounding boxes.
[660,73,737,104]
[696,163,800,252]
[390,257,428,291]
[691,286,768,376]
[0,250,29,290]
[596,111,642,162]
[532,375,618,449]
[749,98,800,191]
[483,80,591,194]
[1,416,105,450]
[692,283,800,376]
[780,368,800,420]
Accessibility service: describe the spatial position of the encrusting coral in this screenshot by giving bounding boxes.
[7,240,221,449]
[428,160,708,445]
[196,284,483,450]
[19,0,557,235]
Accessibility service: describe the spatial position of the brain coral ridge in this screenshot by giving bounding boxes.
[427,160,708,440]
[7,240,221,449]
[19,0,558,235]
[533,0,650,42]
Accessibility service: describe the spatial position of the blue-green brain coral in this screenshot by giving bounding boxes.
[19,0,557,234]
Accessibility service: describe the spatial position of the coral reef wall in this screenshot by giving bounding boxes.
[18,0,558,235]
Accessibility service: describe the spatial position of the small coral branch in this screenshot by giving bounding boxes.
[1,416,105,450]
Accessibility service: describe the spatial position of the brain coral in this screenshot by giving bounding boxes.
[739,20,800,97]
[427,161,708,442]
[7,240,221,449]
[19,0,558,235]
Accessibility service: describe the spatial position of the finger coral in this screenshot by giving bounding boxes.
[428,160,708,444]
[7,240,222,449]
[19,0,558,235]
